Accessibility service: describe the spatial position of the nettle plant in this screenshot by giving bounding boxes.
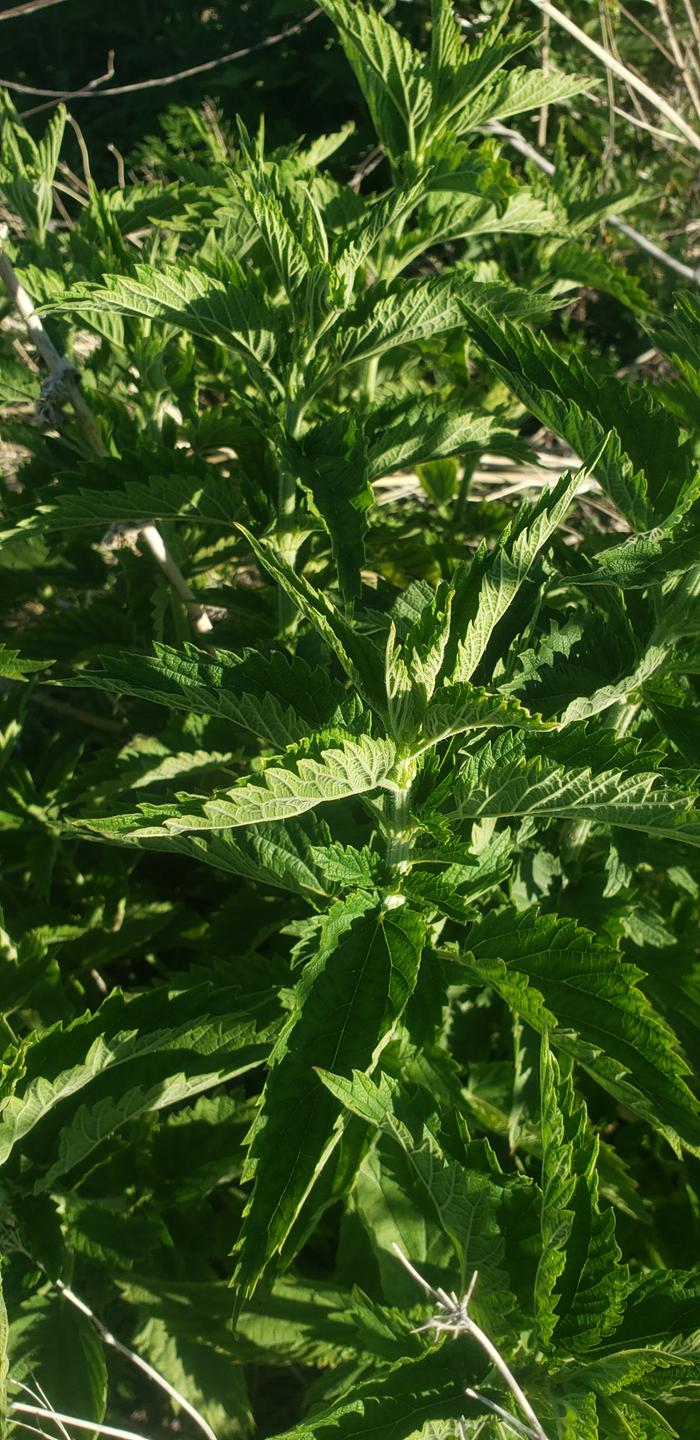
[1,3,700,1440]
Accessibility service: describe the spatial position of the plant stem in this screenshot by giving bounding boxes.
[463,1324,548,1440]
[527,0,700,153]
[54,1279,218,1440]
[276,395,306,636]
[360,354,380,408]
[483,121,700,285]
[385,756,418,875]
[10,1404,152,1440]
[385,785,412,872]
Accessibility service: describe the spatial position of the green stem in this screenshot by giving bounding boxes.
[360,354,380,408]
[386,786,412,872]
[385,755,418,878]
[277,464,298,637]
[276,394,307,637]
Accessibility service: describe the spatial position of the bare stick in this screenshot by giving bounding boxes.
[598,0,617,168]
[618,2,675,64]
[1,1230,217,1440]
[680,0,700,78]
[604,100,686,143]
[0,0,70,19]
[0,236,214,634]
[137,524,212,633]
[107,143,126,189]
[655,0,700,122]
[537,9,551,148]
[1,10,321,103]
[11,1403,153,1440]
[465,1389,539,1439]
[527,0,700,152]
[391,1245,549,1440]
[484,121,700,284]
[53,1279,218,1440]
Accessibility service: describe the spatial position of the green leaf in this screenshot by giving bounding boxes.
[0,983,274,1172]
[445,462,592,684]
[240,181,311,300]
[284,413,373,601]
[0,1263,7,1436]
[318,1067,525,1338]
[319,0,431,163]
[418,681,550,749]
[440,729,700,845]
[322,272,558,387]
[366,396,526,481]
[536,1034,627,1351]
[133,1317,253,1438]
[610,1269,700,1346]
[384,581,454,738]
[88,820,333,897]
[35,104,66,243]
[457,907,700,1154]
[462,308,696,526]
[265,1349,469,1439]
[8,1294,107,1424]
[233,898,425,1307]
[0,463,239,546]
[456,66,591,134]
[239,525,387,711]
[0,645,52,681]
[67,642,358,749]
[80,732,396,840]
[43,261,278,374]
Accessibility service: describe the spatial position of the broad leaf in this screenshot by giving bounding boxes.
[536,1034,627,1350]
[233,897,425,1307]
[80,732,396,840]
[457,907,700,1153]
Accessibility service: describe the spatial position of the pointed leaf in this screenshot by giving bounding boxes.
[536,1034,627,1350]
[458,907,700,1154]
[233,898,425,1307]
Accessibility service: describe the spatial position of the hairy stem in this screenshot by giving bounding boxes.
[385,785,412,872]
[385,756,418,876]
[276,395,307,636]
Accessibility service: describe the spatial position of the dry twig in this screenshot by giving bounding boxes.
[0,0,69,20]
[1,9,321,109]
[484,120,700,284]
[527,0,700,153]
[392,1244,549,1440]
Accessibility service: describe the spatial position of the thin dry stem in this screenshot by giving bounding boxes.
[528,0,700,152]
[2,10,321,106]
[11,1404,152,1440]
[391,1244,549,1440]
[680,0,700,77]
[484,120,700,283]
[465,1388,540,1439]
[537,9,551,148]
[0,0,69,19]
[654,0,700,121]
[54,1279,218,1440]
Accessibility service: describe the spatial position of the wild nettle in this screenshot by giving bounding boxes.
[0,3,699,1439]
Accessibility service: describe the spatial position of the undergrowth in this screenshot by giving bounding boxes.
[1,3,700,1438]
